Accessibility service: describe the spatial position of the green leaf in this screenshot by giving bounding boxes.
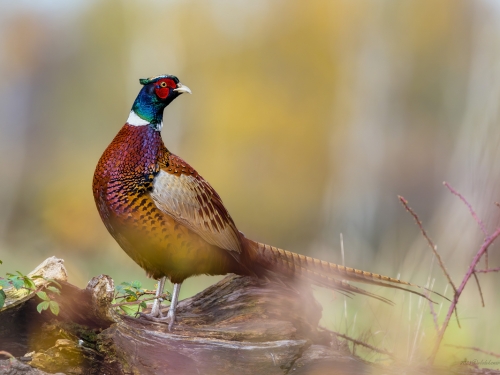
[0,279,10,289]
[49,301,60,316]
[23,276,35,290]
[139,301,147,309]
[115,285,126,294]
[131,280,142,289]
[120,305,137,316]
[120,281,131,287]
[46,286,61,295]
[10,277,24,290]
[45,279,62,288]
[125,295,137,302]
[36,291,49,301]
[37,301,50,313]
[124,289,137,296]
[0,289,6,308]
[0,259,3,264]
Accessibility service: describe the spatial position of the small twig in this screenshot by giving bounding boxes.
[444,182,490,269]
[0,351,14,358]
[475,266,500,274]
[398,196,457,294]
[114,291,158,300]
[427,291,440,332]
[319,326,394,358]
[453,307,461,329]
[445,344,500,359]
[112,293,170,307]
[443,182,488,236]
[429,226,500,364]
[472,272,485,307]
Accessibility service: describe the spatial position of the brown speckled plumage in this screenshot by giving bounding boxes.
[93,124,246,283]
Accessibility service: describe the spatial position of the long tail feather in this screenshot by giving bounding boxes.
[246,239,447,303]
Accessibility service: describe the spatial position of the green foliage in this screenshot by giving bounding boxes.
[46,286,61,294]
[37,291,49,301]
[0,266,60,316]
[0,279,10,289]
[49,300,60,315]
[36,298,59,315]
[37,300,50,313]
[6,274,25,290]
[113,280,168,316]
[0,290,5,308]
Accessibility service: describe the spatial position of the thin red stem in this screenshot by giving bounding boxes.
[443,182,488,236]
[398,196,457,293]
[475,266,500,274]
[429,227,500,363]
[445,344,500,359]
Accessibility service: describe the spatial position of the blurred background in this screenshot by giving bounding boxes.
[1,0,500,367]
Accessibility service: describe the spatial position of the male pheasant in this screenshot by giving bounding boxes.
[93,74,437,330]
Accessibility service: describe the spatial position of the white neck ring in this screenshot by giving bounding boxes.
[126,111,149,126]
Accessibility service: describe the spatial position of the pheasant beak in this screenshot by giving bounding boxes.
[174,83,192,95]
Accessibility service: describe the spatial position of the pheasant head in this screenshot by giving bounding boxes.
[128,74,191,130]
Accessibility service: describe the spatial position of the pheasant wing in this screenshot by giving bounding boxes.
[150,155,242,253]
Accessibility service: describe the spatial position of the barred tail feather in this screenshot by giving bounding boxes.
[246,239,444,303]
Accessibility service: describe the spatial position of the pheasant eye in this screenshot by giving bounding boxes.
[160,82,167,88]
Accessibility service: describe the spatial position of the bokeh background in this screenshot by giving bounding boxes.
[1,0,500,367]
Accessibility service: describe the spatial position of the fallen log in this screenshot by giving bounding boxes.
[0,257,493,375]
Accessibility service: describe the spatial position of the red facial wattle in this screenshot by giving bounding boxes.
[155,79,177,100]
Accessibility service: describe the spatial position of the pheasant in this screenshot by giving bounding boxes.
[93,74,438,330]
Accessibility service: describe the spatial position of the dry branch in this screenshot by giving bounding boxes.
[443,182,488,236]
[429,226,500,363]
[445,344,500,359]
[319,327,394,358]
[475,267,500,274]
[443,182,489,271]
[398,196,457,294]
[426,183,500,364]
[399,186,500,365]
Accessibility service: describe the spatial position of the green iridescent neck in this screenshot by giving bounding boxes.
[131,85,165,125]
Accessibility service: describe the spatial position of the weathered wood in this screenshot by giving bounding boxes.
[0,258,496,375]
[0,358,63,375]
[97,275,333,375]
[1,257,69,358]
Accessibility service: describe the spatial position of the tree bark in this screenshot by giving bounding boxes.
[0,258,493,375]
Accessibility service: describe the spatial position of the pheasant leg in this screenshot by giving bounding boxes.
[149,276,167,317]
[167,282,182,331]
